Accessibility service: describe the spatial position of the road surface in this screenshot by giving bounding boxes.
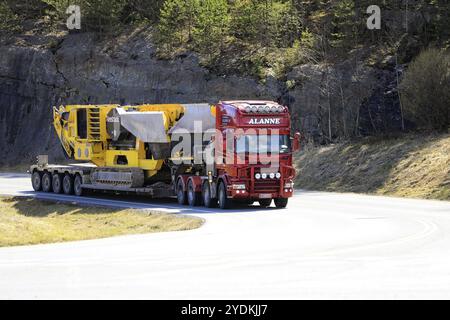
[0,173,450,299]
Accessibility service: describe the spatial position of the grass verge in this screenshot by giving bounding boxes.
[0,196,203,247]
[294,133,450,201]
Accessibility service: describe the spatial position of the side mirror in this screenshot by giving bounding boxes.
[292,132,301,152]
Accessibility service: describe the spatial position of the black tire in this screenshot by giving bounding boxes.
[259,199,273,208]
[74,174,83,196]
[187,180,202,207]
[202,182,217,208]
[63,174,74,195]
[31,171,42,191]
[42,172,53,193]
[177,179,187,205]
[52,173,63,194]
[274,198,288,208]
[218,182,232,209]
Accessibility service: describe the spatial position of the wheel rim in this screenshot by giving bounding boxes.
[219,185,225,207]
[74,177,81,194]
[203,185,210,205]
[188,183,194,204]
[43,175,50,190]
[54,179,60,191]
[177,181,184,204]
[33,174,41,189]
[63,177,70,192]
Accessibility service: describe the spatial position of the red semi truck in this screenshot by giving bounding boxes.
[30,100,299,209]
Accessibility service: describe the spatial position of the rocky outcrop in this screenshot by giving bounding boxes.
[285,50,403,143]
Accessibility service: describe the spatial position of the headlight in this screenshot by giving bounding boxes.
[258,106,265,113]
[255,173,261,180]
[269,173,275,179]
[245,106,251,113]
[232,184,246,190]
[264,106,271,113]
[277,106,284,113]
[261,173,267,179]
[284,182,293,188]
[271,106,278,113]
[251,106,258,113]
[275,172,281,179]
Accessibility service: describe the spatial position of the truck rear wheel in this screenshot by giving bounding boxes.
[202,182,217,208]
[177,179,187,205]
[218,182,232,209]
[31,171,42,191]
[74,174,83,196]
[63,174,74,195]
[52,173,63,194]
[274,198,288,208]
[187,180,202,207]
[42,172,53,193]
[259,199,272,208]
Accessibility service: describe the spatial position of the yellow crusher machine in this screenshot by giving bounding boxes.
[51,103,216,191]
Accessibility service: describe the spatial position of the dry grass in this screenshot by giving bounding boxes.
[294,133,450,200]
[0,197,203,247]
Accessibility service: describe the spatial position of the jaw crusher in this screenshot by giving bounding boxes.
[52,103,215,188]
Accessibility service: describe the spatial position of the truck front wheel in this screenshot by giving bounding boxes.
[74,174,83,196]
[259,199,272,208]
[218,182,232,209]
[274,198,288,208]
[31,171,42,191]
[42,172,53,193]
[202,182,217,208]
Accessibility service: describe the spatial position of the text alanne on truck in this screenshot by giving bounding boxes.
[30,101,300,209]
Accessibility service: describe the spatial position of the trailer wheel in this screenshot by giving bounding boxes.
[63,174,74,195]
[42,172,53,193]
[274,198,288,208]
[218,182,232,209]
[52,173,63,194]
[177,179,187,205]
[259,199,272,208]
[202,182,217,208]
[187,180,202,207]
[31,171,42,191]
[74,174,83,197]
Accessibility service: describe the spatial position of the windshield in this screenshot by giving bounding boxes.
[236,135,291,154]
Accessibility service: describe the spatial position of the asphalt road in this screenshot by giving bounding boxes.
[1,173,450,299]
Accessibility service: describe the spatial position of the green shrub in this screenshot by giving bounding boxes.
[400,48,450,131]
[0,1,21,33]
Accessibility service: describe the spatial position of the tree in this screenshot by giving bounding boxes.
[193,0,230,53]
[0,1,21,33]
[400,48,450,131]
[158,0,199,49]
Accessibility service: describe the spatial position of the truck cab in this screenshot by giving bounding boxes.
[210,100,298,208]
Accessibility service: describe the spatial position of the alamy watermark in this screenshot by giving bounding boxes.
[66,5,81,30]
[367,5,381,30]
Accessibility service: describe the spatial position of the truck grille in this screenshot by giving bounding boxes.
[253,180,280,193]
